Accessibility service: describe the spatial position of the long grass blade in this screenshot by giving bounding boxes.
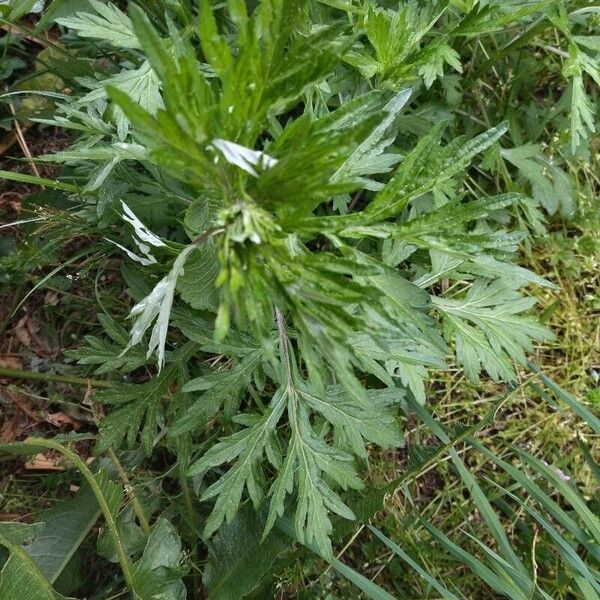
[407,397,528,578]
[489,481,600,595]
[528,362,600,434]
[368,525,462,600]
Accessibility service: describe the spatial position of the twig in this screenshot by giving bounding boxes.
[0,23,47,45]
[1,387,44,422]
[191,226,223,246]
[7,100,43,182]
[347,190,363,213]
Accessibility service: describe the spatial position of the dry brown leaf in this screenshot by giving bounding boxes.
[14,316,36,348]
[44,291,60,306]
[0,192,21,216]
[25,453,65,471]
[0,514,21,521]
[45,411,81,430]
[0,417,25,442]
[2,387,42,422]
[0,355,24,370]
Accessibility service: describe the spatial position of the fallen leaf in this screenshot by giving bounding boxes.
[44,291,59,306]
[0,192,21,217]
[15,316,36,348]
[2,387,42,422]
[45,411,81,430]
[0,515,20,521]
[0,355,24,370]
[25,453,65,471]
[0,417,25,443]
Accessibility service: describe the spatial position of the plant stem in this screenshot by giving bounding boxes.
[108,448,151,536]
[275,307,292,386]
[0,366,115,389]
[175,436,201,600]
[192,226,223,246]
[24,437,137,597]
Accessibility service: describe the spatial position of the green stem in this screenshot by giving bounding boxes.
[468,19,549,81]
[177,439,201,600]
[24,437,137,597]
[108,448,151,536]
[0,366,114,389]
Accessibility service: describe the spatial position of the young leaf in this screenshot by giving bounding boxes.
[123,246,195,370]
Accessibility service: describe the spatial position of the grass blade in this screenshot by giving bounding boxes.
[368,525,462,600]
[407,397,528,578]
[528,362,600,434]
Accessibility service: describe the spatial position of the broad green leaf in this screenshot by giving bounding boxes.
[23,483,102,585]
[130,519,186,600]
[176,243,220,312]
[203,505,291,600]
[0,535,77,600]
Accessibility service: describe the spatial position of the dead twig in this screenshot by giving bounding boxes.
[7,100,43,182]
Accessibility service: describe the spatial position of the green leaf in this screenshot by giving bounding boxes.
[176,243,220,312]
[331,88,410,191]
[0,535,77,600]
[22,483,102,585]
[77,61,163,139]
[19,439,144,597]
[66,314,148,375]
[131,519,186,600]
[265,386,364,557]
[433,279,553,383]
[171,349,263,435]
[188,386,288,537]
[55,0,139,48]
[95,342,196,453]
[0,522,45,546]
[365,123,509,222]
[297,384,403,459]
[500,145,575,216]
[203,505,291,600]
[418,43,463,88]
